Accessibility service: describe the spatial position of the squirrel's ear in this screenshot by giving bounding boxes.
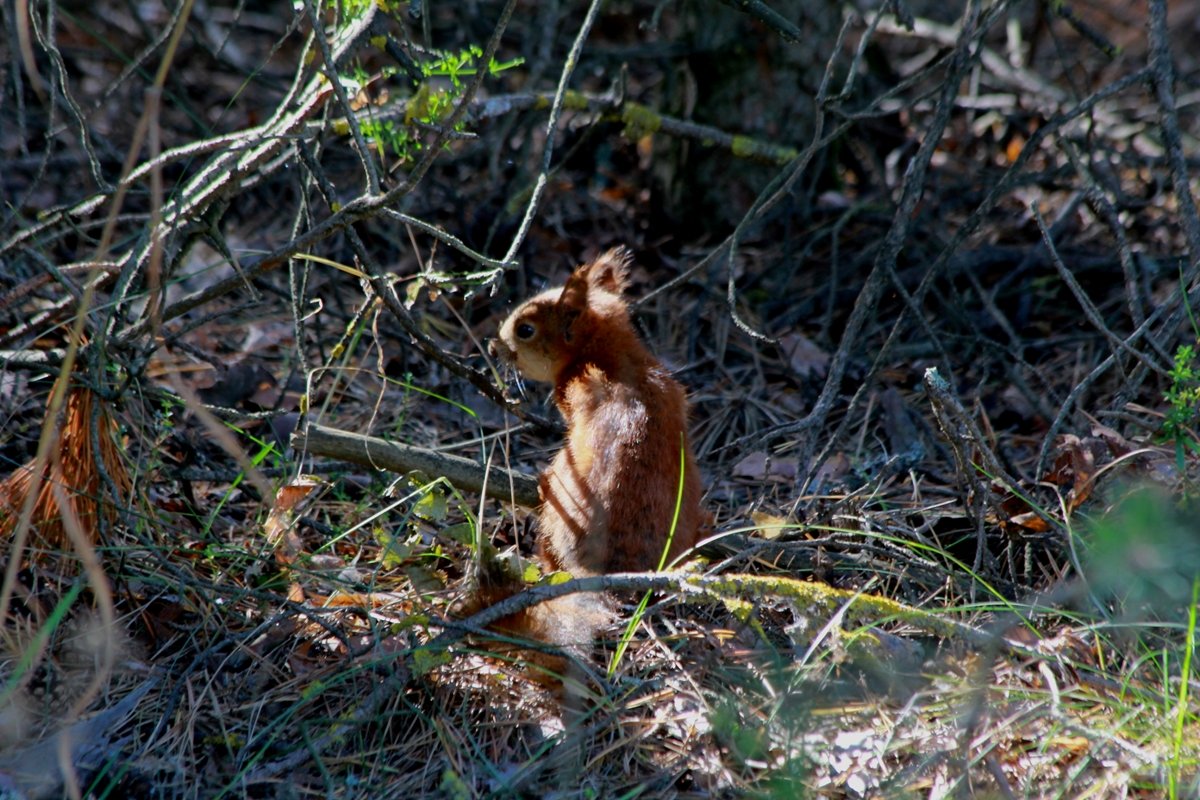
[558,269,590,339]
[586,247,632,293]
[558,247,631,338]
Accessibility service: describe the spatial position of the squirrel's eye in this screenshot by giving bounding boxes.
[516,322,536,340]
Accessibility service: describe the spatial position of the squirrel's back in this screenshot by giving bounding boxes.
[491,248,703,577]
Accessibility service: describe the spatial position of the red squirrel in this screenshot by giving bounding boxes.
[489,247,704,581]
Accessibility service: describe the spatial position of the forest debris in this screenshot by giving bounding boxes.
[1046,433,1105,512]
[733,452,798,482]
[749,510,793,540]
[0,675,158,800]
[778,332,829,379]
[263,476,324,568]
[0,386,130,554]
[293,422,540,507]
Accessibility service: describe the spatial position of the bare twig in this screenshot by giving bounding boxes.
[1032,202,1167,377]
[712,0,802,42]
[1063,141,1149,331]
[924,366,1057,535]
[380,208,517,274]
[1147,0,1200,273]
[1034,282,1200,477]
[501,0,605,265]
[430,569,1040,661]
[785,0,991,480]
[301,0,380,195]
[30,0,109,192]
[763,63,1152,461]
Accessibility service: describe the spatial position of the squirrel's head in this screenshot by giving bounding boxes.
[490,247,633,384]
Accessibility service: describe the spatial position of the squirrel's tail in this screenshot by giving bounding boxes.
[462,557,611,694]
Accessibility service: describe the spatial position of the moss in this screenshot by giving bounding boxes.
[730,135,756,159]
[691,572,966,640]
[411,646,453,676]
[621,103,663,138]
[562,90,590,112]
[731,135,798,165]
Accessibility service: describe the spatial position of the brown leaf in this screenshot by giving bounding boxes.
[1006,510,1051,532]
[1091,424,1134,457]
[1005,133,1025,164]
[1047,433,1112,512]
[778,332,829,379]
[733,452,798,482]
[812,452,850,487]
[996,487,1054,533]
[264,477,324,567]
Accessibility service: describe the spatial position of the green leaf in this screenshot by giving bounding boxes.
[411,647,452,676]
[376,528,417,567]
[413,487,447,522]
[405,565,445,592]
[440,522,475,545]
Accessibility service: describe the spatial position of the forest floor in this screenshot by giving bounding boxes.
[2,0,1200,797]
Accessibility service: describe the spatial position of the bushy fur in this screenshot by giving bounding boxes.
[491,248,703,576]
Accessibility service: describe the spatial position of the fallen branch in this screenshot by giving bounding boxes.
[292,422,541,508]
[428,569,1043,664]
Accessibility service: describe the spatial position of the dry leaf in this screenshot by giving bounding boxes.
[733,452,798,482]
[1006,510,1052,532]
[778,332,829,379]
[264,476,324,567]
[750,510,792,540]
[812,452,850,487]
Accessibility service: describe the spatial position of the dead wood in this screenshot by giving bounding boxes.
[293,422,540,508]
